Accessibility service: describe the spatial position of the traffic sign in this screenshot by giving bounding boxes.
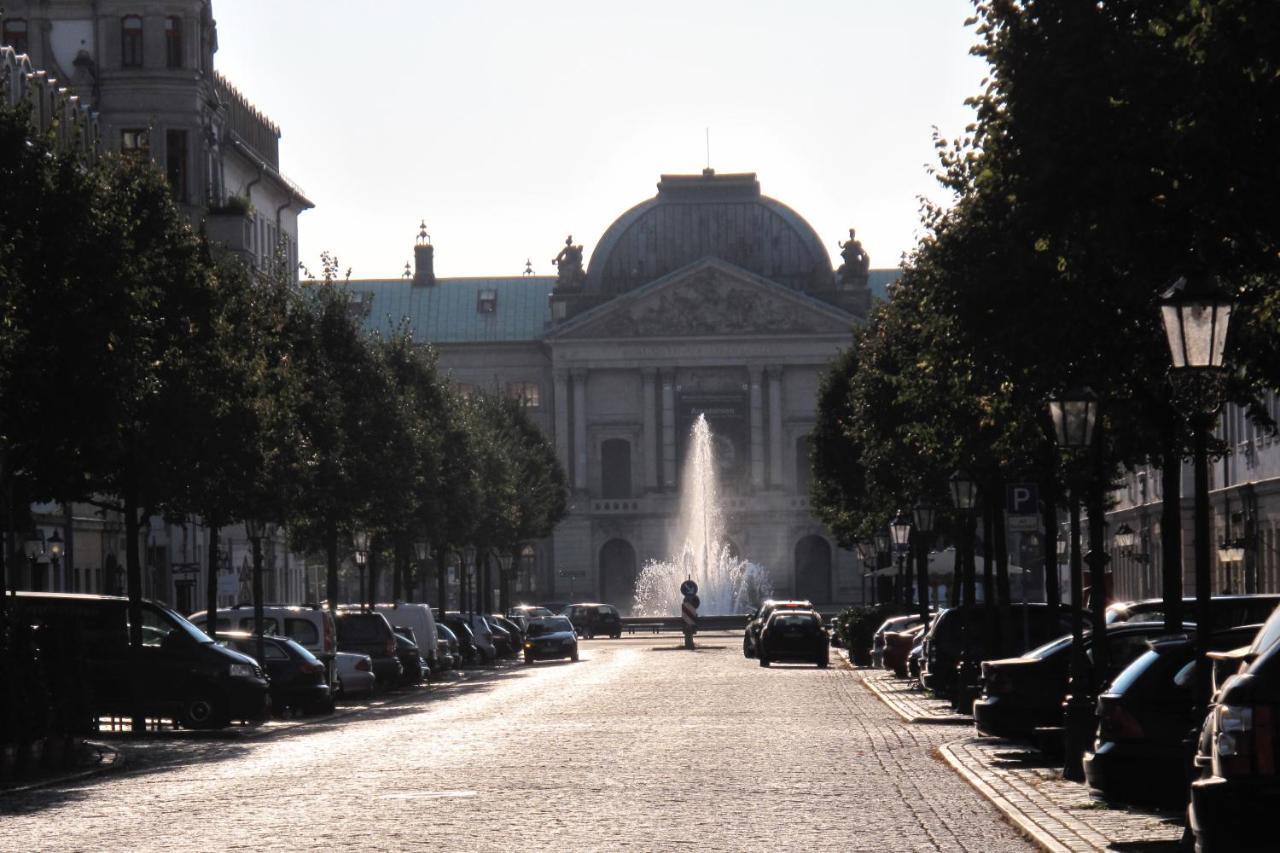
[1006,483,1039,516]
[680,579,698,597]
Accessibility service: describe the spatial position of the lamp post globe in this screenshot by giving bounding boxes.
[47,530,64,560]
[1047,387,1099,450]
[949,470,979,511]
[911,504,936,535]
[1159,272,1235,371]
[1114,522,1137,550]
[889,512,912,550]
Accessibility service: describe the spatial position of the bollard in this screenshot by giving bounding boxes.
[681,579,700,650]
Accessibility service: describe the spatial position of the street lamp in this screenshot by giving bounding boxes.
[889,511,912,606]
[949,471,982,706]
[462,544,477,615]
[912,504,936,622]
[352,529,370,612]
[1160,271,1235,727]
[245,519,267,666]
[1113,522,1137,550]
[1047,386,1103,782]
[47,531,64,593]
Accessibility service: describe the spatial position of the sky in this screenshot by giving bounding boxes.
[212,0,987,281]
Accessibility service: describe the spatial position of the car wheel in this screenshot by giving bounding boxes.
[611,632,621,639]
[743,638,754,658]
[817,658,829,669]
[571,649,579,662]
[179,693,225,729]
[759,656,770,668]
[524,654,534,665]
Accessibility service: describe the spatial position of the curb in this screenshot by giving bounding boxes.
[939,740,1077,853]
[857,668,972,726]
[1,742,123,795]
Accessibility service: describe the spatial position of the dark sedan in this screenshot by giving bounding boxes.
[219,632,333,717]
[523,616,579,663]
[974,622,1175,739]
[1084,624,1261,808]
[743,599,813,659]
[758,610,829,668]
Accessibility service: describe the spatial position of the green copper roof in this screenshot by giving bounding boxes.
[340,277,557,344]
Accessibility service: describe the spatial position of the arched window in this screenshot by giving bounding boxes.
[600,438,631,499]
[794,535,832,605]
[2,18,29,55]
[164,16,183,68]
[121,16,144,67]
[599,539,637,611]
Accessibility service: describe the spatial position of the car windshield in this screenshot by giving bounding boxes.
[1024,634,1072,659]
[526,617,574,636]
[1107,649,1162,695]
[157,606,214,645]
[1249,605,1280,655]
[772,613,817,628]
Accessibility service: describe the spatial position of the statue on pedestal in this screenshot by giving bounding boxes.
[837,228,870,290]
[552,235,586,290]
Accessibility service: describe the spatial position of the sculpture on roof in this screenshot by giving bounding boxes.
[836,228,870,290]
[552,235,586,290]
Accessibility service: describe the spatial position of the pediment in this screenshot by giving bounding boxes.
[549,258,854,340]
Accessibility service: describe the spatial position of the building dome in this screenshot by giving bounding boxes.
[584,171,835,298]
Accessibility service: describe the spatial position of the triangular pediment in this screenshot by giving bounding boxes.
[548,258,854,340]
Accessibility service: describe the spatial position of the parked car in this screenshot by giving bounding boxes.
[334,609,402,687]
[1189,602,1280,851]
[561,603,623,639]
[974,622,1178,740]
[509,605,555,626]
[485,617,517,657]
[921,603,1086,700]
[435,623,461,670]
[189,603,337,691]
[523,616,579,663]
[491,615,526,649]
[437,613,483,664]
[335,651,376,698]
[391,627,427,684]
[872,614,928,669]
[758,610,829,668]
[373,602,438,672]
[884,624,928,678]
[1083,624,1261,807]
[743,599,814,659]
[14,592,270,729]
[218,632,333,716]
[1106,594,1280,627]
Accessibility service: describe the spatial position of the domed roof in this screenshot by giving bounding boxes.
[585,172,835,298]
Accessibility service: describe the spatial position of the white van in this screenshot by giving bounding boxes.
[189,604,338,688]
[373,602,439,671]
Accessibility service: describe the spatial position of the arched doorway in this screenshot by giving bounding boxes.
[794,535,832,604]
[599,539,638,611]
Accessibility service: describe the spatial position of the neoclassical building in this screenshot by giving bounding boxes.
[345,171,899,611]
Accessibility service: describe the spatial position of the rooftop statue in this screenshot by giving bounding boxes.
[837,228,870,289]
[552,235,586,290]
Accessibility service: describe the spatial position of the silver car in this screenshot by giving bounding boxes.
[335,651,376,698]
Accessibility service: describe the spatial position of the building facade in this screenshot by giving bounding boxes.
[344,171,900,611]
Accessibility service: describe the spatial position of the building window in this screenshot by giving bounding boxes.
[164,16,183,68]
[601,439,632,499]
[165,129,188,202]
[121,16,144,67]
[507,381,541,409]
[477,288,497,313]
[121,128,150,160]
[2,18,29,55]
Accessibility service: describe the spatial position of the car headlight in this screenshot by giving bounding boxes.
[524,642,533,649]
[229,663,257,679]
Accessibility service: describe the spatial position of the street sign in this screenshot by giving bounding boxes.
[1006,483,1039,516]
[680,579,698,597]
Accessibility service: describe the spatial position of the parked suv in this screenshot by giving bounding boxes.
[561,603,623,639]
[334,610,402,687]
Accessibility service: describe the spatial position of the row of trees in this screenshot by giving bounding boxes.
[811,0,1280,627]
[0,98,567,663]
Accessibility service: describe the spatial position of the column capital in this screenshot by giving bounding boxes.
[765,365,784,379]
[747,364,765,382]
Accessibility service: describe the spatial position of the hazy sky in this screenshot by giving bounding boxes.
[213,1,986,280]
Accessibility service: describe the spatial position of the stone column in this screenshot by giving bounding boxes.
[572,369,588,492]
[749,365,765,491]
[554,369,570,473]
[768,367,784,489]
[661,371,676,489]
[642,369,658,491]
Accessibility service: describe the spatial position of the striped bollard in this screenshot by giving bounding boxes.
[680,579,699,650]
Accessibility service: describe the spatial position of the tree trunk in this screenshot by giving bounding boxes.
[392,537,403,601]
[206,526,220,639]
[994,489,1011,607]
[435,546,447,612]
[1161,430,1184,632]
[123,486,145,735]
[915,533,930,623]
[325,522,338,616]
[367,543,379,611]
[1042,481,1060,616]
[982,491,996,657]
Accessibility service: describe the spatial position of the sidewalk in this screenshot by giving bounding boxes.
[854,666,1186,852]
[1,741,121,794]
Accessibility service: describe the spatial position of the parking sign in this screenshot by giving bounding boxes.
[1006,483,1040,532]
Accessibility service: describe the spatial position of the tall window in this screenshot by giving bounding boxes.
[477,288,497,313]
[507,381,540,409]
[165,129,188,202]
[601,439,632,499]
[2,18,29,55]
[121,128,150,160]
[121,16,144,67]
[164,16,183,68]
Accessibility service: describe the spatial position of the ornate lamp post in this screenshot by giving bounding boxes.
[1160,271,1235,726]
[1048,386,1103,781]
[462,544,477,616]
[912,504,936,624]
[413,541,429,603]
[245,519,267,665]
[949,470,981,708]
[873,529,891,605]
[47,531,64,592]
[352,529,370,612]
[889,512,912,606]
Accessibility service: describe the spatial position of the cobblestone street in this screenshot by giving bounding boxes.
[1,635,1033,851]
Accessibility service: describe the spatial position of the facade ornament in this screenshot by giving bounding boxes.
[836,228,870,290]
[552,235,586,290]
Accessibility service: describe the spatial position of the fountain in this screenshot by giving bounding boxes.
[632,415,773,616]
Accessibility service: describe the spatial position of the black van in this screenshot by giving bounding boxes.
[9,592,270,729]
